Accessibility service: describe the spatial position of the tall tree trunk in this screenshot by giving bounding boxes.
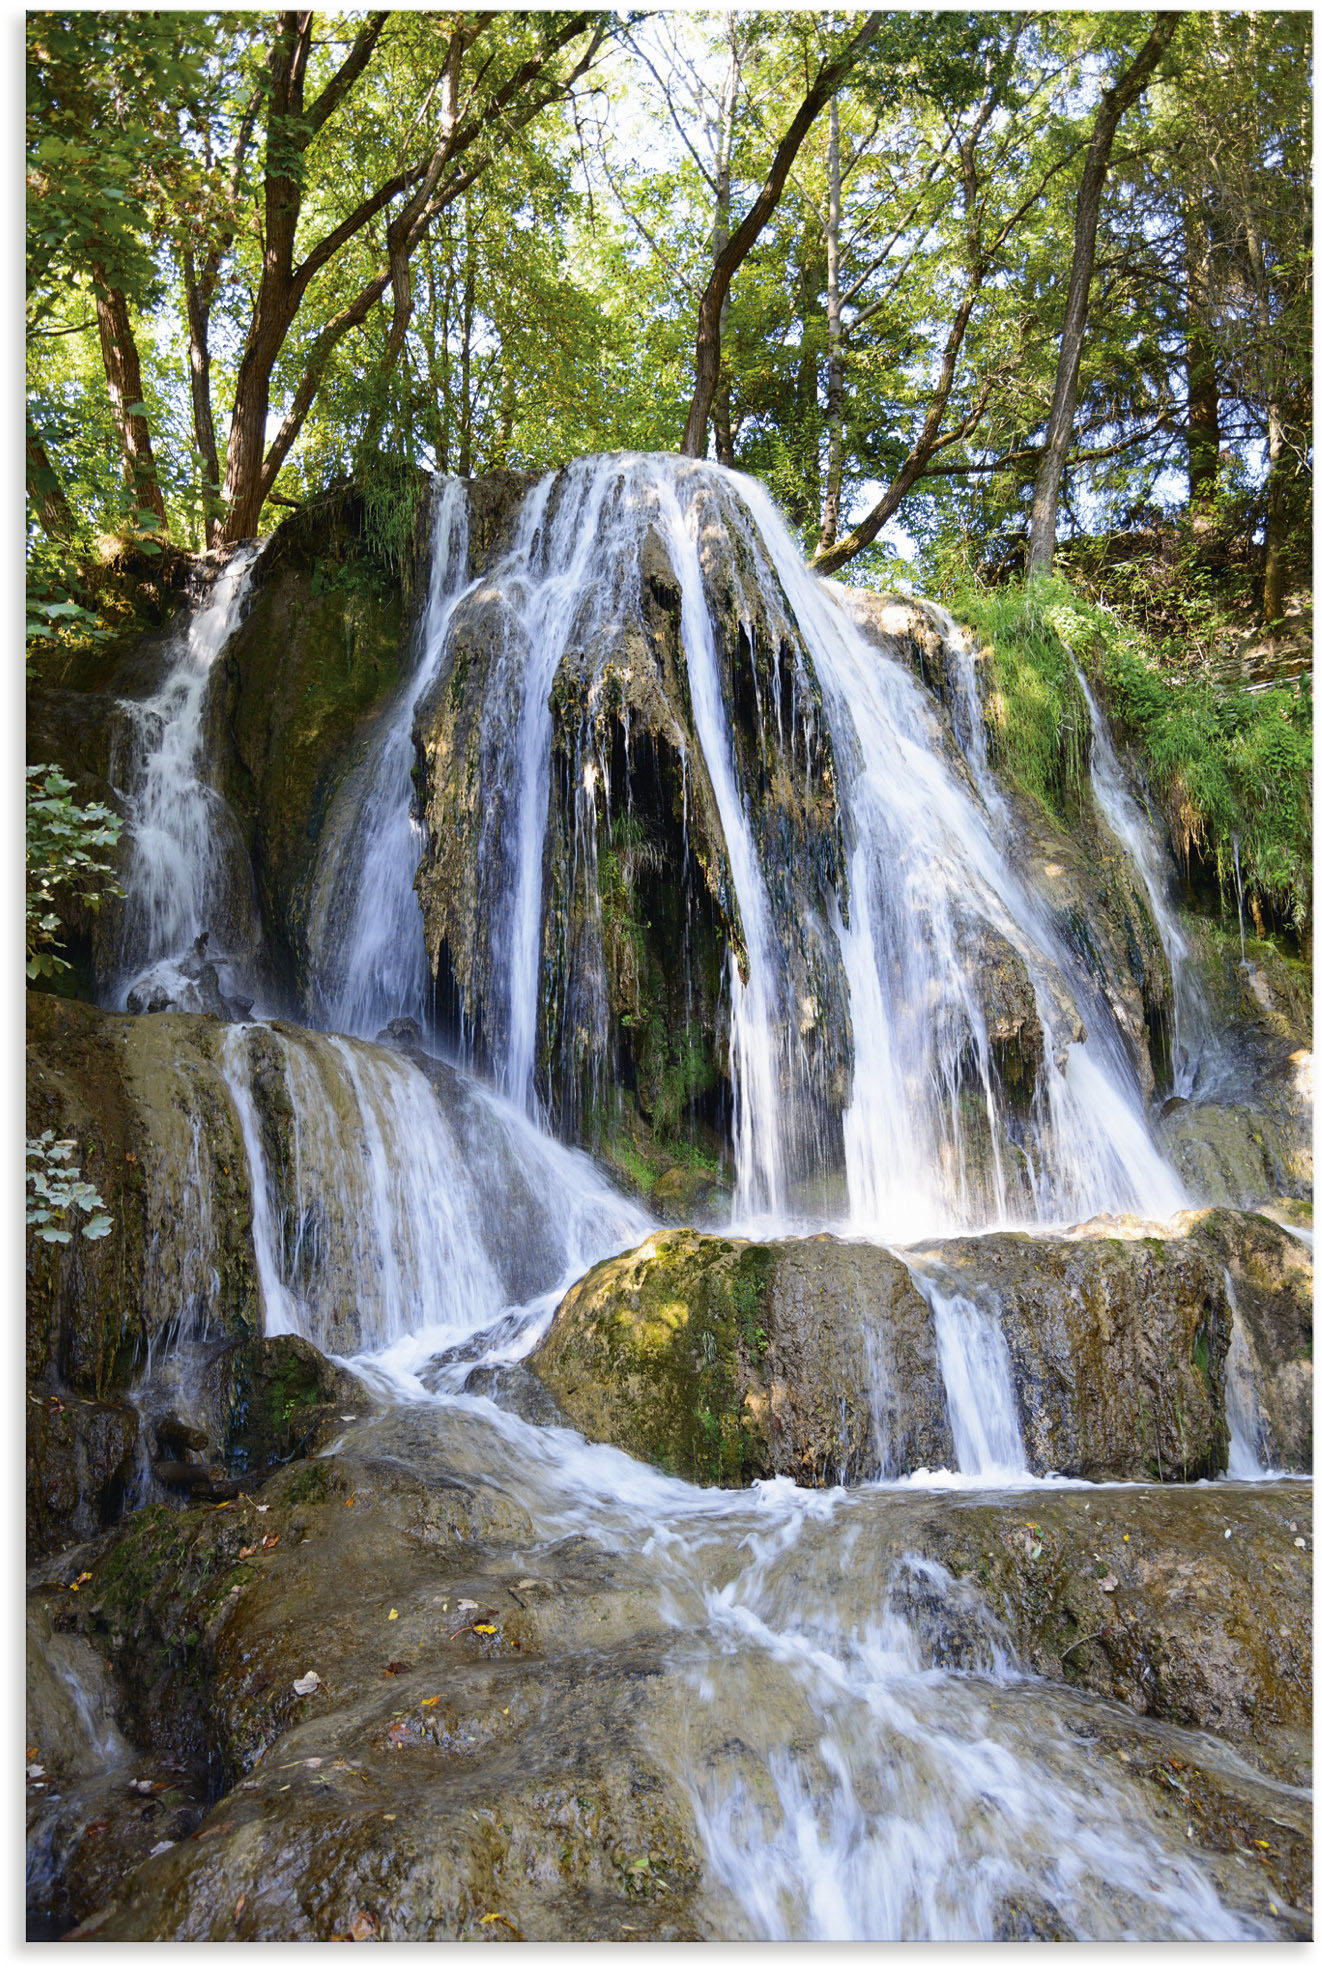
[1026,14,1178,576]
[458,205,475,478]
[1184,194,1219,523]
[26,412,75,541]
[182,248,224,547]
[710,35,739,466]
[91,262,169,534]
[680,13,881,459]
[817,94,845,553]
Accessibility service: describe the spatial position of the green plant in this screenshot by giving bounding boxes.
[27,1130,111,1241]
[947,576,1091,822]
[947,572,1312,934]
[26,763,123,978]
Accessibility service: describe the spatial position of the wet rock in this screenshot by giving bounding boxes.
[462,1363,568,1428]
[899,1483,1314,1789]
[27,1398,139,1558]
[214,1333,372,1479]
[927,1221,1232,1481]
[530,1229,951,1485]
[45,1426,708,1942]
[1182,1208,1312,1469]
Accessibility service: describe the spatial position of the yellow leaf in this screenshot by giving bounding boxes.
[473,1623,497,1634]
[421,1696,441,1708]
[388,1608,398,1620]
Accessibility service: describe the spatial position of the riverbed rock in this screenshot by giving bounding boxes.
[530,1228,952,1484]
[31,1412,1311,1941]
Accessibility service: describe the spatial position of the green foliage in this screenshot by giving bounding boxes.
[948,573,1312,932]
[948,577,1091,823]
[361,464,427,579]
[26,764,122,979]
[27,1130,111,1242]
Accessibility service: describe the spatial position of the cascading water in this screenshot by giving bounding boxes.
[305,479,470,1036]
[75,453,1306,1943]
[1073,659,1224,1099]
[109,545,262,1010]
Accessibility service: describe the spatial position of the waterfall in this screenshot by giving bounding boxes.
[730,466,1187,1234]
[216,1021,649,1360]
[305,479,471,1036]
[110,545,262,1009]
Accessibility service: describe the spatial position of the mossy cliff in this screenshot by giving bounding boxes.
[411,465,852,1202]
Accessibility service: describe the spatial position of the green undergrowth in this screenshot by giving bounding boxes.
[949,573,1312,937]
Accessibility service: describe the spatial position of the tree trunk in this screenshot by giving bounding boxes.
[1026,14,1179,577]
[458,206,475,478]
[91,262,169,534]
[26,413,75,541]
[182,249,224,547]
[680,13,881,459]
[1184,194,1219,521]
[817,94,845,553]
[710,36,738,467]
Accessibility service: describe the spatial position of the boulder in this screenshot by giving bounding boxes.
[530,1228,951,1485]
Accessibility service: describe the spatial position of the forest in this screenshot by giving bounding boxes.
[25,9,1315,1947]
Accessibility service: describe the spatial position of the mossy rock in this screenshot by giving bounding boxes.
[530,1229,950,1486]
[220,1334,372,1476]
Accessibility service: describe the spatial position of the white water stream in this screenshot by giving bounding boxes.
[109,546,262,1009]
[87,455,1306,1941]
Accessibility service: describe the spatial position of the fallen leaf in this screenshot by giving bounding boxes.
[239,1545,257,1560]
[382,1814,397,1822]
[68,1570,93,1591]
[292,1671,322,1697]
[148,1841,175,1857]
[479,1913,522,1937]
[1224,1528,1233,1540]
[340,1415,358,1422]
[457,1599,479,1614]
[1294,1537,1307,1549]
[26,1746,39,1761]
[234,1894,246,1921]
[1099,1573,1119,1593]
[387,1608,398,1621]
[472,1623,497,1635]
[383,1661,411,1677]
[27,1765,45,1780]
[348,1913,377,1940]
[85,1819,109,1837]
[420,1696,441,1709]
[345,1496,356,1508]
[304,1758,324,1769]
[386,1721,411,1747]
[261,1533,280,1549]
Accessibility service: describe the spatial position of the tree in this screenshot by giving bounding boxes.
[1025,13,1180,575]
[678,13,882,459]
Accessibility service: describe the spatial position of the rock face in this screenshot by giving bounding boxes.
[532,1214,1312,1487]
[25,997,371,1556]
[925,1222,1233,1482]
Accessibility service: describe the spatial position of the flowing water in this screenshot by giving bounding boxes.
[75,454,1308,1940]
[305,479,471,1037]
[108,546,263,1011]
